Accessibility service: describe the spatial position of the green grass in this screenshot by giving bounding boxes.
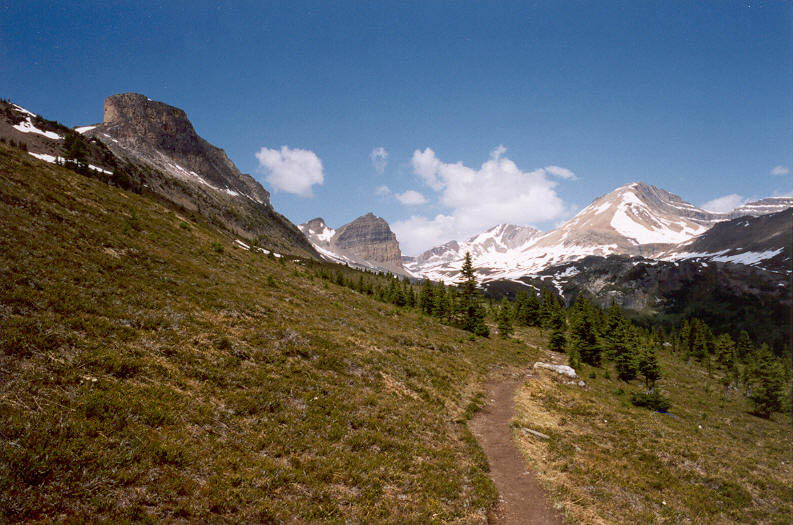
[513,347,793,524]
[0,145,536,522]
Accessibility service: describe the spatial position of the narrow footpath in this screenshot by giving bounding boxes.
[469,375,562,525]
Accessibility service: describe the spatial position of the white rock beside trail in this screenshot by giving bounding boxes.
[533,362,578,379]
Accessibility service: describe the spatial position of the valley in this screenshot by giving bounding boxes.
[1,92,790,523]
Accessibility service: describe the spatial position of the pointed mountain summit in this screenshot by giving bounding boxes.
[299,213,406,275]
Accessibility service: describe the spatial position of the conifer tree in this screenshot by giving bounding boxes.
[746,344,786,418]
[497,299,514,339]
[432,281,447,318]
[419,279,434,314]
[690,320,708,361]
[457,252,489,336]
[735,330,754,363]
[638,343,661,391]
[548,308,567,352]
[568,300,601,366]
[614,322,639,381]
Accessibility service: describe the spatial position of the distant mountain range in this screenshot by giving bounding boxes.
[404,182,792,284]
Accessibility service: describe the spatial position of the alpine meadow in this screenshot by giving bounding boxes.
[1,2,791,524]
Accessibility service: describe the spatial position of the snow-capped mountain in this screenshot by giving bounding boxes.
[408,182,792,284]
[402,224,542,280]
[299,214,408,276]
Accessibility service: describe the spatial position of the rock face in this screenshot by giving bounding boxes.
[97,93,269,203]
[299,213,407,275]
[335,213,404,273]
[80,93,316,257]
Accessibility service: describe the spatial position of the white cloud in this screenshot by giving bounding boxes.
[412,148,444,190]
[255,146,324,197]
[374,185,391,196]
[700,193,746,213]
[370,147,389,173]
[545,165,578,180]
[770,165,790,176]
[393,146,572,254]
[395,190,428,205]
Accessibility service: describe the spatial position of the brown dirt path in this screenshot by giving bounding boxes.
[469,374,562,525]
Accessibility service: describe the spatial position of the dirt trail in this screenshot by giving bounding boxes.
[469,375,562,525]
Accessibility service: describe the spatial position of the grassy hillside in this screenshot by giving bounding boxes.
[1,145,789,523]
[0,146,534,522]
[512,349,792,523]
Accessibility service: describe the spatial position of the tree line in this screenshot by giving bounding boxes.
[313,251,788,418]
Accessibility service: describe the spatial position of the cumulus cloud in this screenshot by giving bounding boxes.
[395,190,428,205]
[370,147,389,173]
[770,165,790,176]
[374,185,391,197]
[392,146,573,254]
[700,193,746,213]
[255,146,324,197]
[545,165,578,180]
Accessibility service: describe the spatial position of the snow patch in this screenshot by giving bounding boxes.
[13,117,63,140]
[75,125,97,134]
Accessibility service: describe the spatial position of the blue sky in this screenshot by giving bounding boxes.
[2,1,791,254]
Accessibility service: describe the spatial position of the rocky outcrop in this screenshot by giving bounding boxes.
[299,213,407,275]
[80,93,316,257]
[96,93,269,204]
[334,213,404,274]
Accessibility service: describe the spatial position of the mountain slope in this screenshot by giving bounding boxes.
[299,213,407,275]
[662,208,793,273]
[79,93,317,257]
[0,144,531,522]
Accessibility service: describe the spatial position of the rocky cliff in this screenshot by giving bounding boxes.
[80,93,316,257]
[299,213,407,275]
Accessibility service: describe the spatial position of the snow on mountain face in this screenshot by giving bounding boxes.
[404,224,543,283]
[409,182,737,284]
[300,218,336,248]
[726,197,793,219]
[661,208,792,273]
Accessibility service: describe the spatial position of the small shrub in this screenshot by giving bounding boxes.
[210,241,224,253]
[630,390,671,412]
[179,221,190,230]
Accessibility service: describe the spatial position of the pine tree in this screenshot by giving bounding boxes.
[497,299,514,339]
[568,300,601,367]
[419,280,434,314]
[613,322,639,381]
[457,252,489,337]
[638,343,661,391]
[746,344,786,418]
[548,308,567,352]
[735,330,754,363]
[690,320,708,361]
[432,282,446,319]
